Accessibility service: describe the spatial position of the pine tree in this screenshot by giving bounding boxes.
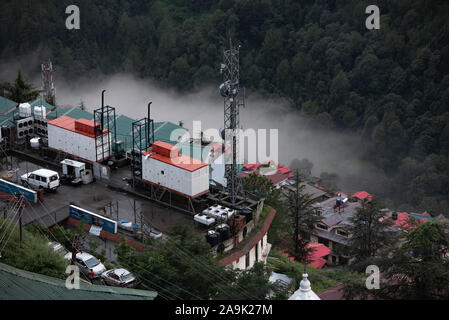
[1,70,40,103]
[285,170,321,263]
[344,201,397,267]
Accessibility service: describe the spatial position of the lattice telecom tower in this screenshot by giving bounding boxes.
[41,59,56,105]
[219,39,245,204]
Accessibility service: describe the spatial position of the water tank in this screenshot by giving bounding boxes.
[240,208,253,223]
[215,223,230,241]
[30,137,40,149]
[205,230,220,246]
[19,103,31,118]
[34,106,47,119]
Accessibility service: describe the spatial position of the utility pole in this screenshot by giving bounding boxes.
[140,213,144,244]
[293,170,300,262]
[116,200,119,221]
[133,199,137,224]
[71,234,79,266]
[18,195,23,249]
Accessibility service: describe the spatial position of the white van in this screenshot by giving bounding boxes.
[21,169,60,191]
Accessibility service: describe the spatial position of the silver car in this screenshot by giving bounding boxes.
[75,252,106,279]
[101,268,138,288]
[48,242,72,260]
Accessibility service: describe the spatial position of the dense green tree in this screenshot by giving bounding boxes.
[1,70,40,103]
[343,222,449,300]
[241,173,288,246]
[284,171,322,263]
[343,201,397,268]
[117,223,271,300]
[0,218,68,279]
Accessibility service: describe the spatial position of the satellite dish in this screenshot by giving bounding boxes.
[219,128,225,140]
[219,81,231,97]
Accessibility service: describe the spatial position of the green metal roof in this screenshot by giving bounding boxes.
[176,142,212,162]
[0,96,17,114]
[0,262,157,300]
[1,98,197,156]
[46,106,94,120]
[27,99,55,111]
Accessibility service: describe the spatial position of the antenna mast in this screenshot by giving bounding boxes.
[41,59,56,105]
[220,39,244,205]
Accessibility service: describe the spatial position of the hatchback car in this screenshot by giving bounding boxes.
[75,252,106,279]
[101,268,138,288]
[48,241,72,260]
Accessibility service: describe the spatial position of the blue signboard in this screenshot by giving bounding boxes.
[69,205,117,234]
[0,179,37,203]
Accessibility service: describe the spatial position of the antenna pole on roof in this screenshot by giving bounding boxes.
[101,90,106,130]
[148,101,152,147]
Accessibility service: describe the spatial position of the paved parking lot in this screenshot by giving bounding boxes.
[0,158,195,235]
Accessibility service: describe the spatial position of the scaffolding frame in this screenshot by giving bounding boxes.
[131,117,154,180]
[94,105,116,163]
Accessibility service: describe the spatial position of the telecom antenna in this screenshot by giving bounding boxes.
[219,39,245,205]
[41,59,56,106]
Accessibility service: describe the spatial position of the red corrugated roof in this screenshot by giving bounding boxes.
[279,242,331,269]
[279,166,292,174]
[389,212,426,230]
[308,257,327,269]
[48,116,108,138]
[351,191,373,203]
[306,242,332,261]
[143,141,208,172]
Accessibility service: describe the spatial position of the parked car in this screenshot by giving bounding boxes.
[101,268,138,288]
[48,241,72,260]
[75,252,106,279]
[21,169,60,191]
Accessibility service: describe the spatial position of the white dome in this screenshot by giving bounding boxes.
[288,274,320,300]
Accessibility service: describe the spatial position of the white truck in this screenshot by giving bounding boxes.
[60,159,93,185]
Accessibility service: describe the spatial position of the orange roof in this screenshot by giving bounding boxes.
[48,116,108,138]
[389,212,426,230]
[143,141,208,172]
[351,191,373,203]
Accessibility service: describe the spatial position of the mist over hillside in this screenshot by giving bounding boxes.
[53,72,389,198]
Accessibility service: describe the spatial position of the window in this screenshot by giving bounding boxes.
[336,229,348,237]
[161,170,164,175]
[28,174,35,180]
[50,175,58,182]
[41,176,47,183]
[245,253,250,269]
[110,273,120,280]
[316,223,328,231]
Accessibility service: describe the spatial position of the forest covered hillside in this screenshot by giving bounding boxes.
[1,0,449,215]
